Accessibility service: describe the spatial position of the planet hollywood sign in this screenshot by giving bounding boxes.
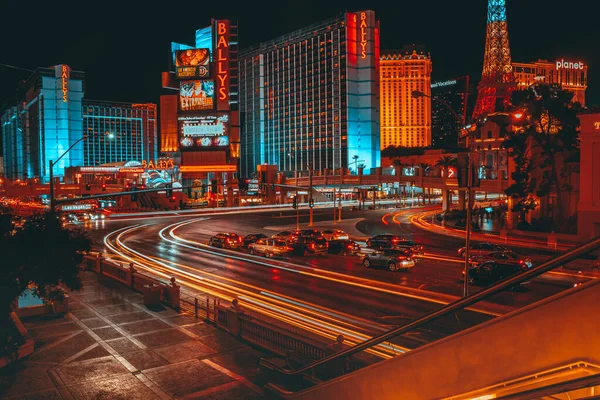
[556,59,585,70]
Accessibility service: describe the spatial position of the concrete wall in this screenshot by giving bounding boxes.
[578,113,600,240]
[292,280,600,400]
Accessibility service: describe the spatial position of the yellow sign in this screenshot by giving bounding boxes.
[142,159,175,170]
[360,12,367,59]
[594,122,600,131]
[61,65,69,102]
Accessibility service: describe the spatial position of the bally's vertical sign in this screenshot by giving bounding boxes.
[56,65,70,103]
[359,12,368,59]
[215,20,230,111]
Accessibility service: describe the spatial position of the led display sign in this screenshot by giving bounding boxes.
[175,49,210,79]
[179,80,215,111]
[179,113,229,150]
[215,21,230,110]
[556,60,585,70]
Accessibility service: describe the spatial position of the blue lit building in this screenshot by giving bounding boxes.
[238,11,381,176]
[1,65,85,182]
[1,65,157,182]
[83,100,157,166]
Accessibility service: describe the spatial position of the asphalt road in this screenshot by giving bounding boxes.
[83,206,585,351]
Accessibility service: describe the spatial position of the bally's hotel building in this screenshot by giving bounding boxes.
[239,11,381,176]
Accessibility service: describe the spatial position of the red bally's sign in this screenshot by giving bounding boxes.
[359,12,367,59]
[216,20,230,111]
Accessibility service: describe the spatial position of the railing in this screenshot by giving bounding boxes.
[260,235,600,394]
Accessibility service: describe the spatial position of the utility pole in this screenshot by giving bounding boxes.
[464,140,473,297]
[49,160,55,212]
[333,185,337,225]
[296,189,300,230]
[308,164,314,227]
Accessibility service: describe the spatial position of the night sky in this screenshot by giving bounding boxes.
[1,0,598,108]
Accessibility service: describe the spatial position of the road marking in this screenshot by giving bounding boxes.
[202,359,264,396]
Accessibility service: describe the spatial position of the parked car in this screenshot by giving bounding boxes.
[271,230,297,242]
[292,229,323,238]
[366,234,405,249]
[560,253,600,275]
[208,232,243,249]
[242,233,268,248]
[362,248,415,271]
[469,251,532,268]
[462,261,529,287]
[386,240,425,257]
[287,236,328,256]
[458,242,508,257]
[248,239,292,258]
[321,229,349,241]
[327,240,361,256]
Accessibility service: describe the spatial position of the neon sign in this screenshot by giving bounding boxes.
[360,12,367,59]
[556,60,584,70]
[216,20,230,110]
[594,122,600,131]
[141,159,175,170]
[431,80,457,88]
[61,65,69,102]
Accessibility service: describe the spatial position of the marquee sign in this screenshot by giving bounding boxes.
[215,20,230,110]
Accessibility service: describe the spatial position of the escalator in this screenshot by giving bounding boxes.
[260,236,600,399]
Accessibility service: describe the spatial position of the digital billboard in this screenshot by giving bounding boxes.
[175,49,210,79]
[179,113,229,150]
[180,80,214,111]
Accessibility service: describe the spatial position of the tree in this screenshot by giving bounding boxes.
[1,212,91,357]
[419,162,431,177]
[505,84,581,231]
[435,156,457,178]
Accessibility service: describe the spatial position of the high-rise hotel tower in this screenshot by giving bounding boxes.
[239,11,381,176]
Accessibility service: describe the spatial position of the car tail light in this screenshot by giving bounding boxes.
[325,242,329,248]
[238,237,242,243]
[310,243,315,250]
[392,238,399,243]
[347,244,353,249]
[226,238,231,244]
[287,247,293,251]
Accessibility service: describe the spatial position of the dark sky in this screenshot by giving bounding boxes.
[1,0,598,107]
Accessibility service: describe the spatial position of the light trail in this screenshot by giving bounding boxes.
[103,224,407,359]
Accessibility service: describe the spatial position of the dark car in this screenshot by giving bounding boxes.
[362,248,415,271]
[468,251,532,268]
[327,240,361,256]
[366,234,405,249]
[242,233,268,248]
[463,261,528,287]
[208,232,243,249]
[458,242,508,257]
[292,229,323,238]
[288,236,328,256]
[385,240,425,257]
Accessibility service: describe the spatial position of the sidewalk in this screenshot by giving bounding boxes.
[0,271,269,400]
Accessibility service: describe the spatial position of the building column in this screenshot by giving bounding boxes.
[442,190,450,212]
[458,190,466,211]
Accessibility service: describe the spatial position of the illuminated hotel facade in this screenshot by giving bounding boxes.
[1,64,158,182]
[380,49,432,149]
[513,59,588,106]
[1,65,85,182]
[82,100,157,166]
[239,11,381,176]
[431,76,469,149]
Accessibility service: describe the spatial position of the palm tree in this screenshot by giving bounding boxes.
[419,162,431,177]
[435,156,457,178]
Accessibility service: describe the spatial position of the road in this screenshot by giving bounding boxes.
[82,205,588,357]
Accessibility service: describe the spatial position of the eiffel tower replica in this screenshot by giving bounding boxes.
[472,0,516,120]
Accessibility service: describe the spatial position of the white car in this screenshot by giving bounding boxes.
[248,239,291,258]
[321,229,349,241]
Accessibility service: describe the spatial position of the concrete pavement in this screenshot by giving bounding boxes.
[0,271,269,400]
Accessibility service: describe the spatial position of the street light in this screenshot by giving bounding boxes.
[334,155,362,223]
[49,135,87,212]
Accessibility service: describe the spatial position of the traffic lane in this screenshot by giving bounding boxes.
[118,224,493,339]
[174,221,573,310]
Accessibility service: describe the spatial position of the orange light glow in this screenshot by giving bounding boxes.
[216,21,230,110]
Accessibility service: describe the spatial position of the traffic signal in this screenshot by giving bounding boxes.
[101,183,106,192]
[165,183,173,198]
[271,183,275,192]
[292,196,298,209]
[169,195,176,203]
[130,187,138,202]
[309,198,314,208]
[85,183,91,191]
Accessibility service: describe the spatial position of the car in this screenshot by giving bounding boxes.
[385,240,425,257]
[362,248,415,271]
[208,232,243,249]
[271,230,297,242]
[468,251,532,268]
[242,233,268,248]
[560,253,600,275]
[248,239,292,258]
[463,261,528,287]
[327,240,361,256]
[458,242,508,257]
[366,234,405,249]
[321,229,349,241]
[292,229,323,238]
[287,236,328,256]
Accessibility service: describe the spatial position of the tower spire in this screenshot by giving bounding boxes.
[472,0,516,120]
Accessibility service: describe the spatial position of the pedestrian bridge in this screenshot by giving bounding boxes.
[261,237,600,399]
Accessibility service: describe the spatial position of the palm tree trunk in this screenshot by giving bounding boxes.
[550,161,564,232]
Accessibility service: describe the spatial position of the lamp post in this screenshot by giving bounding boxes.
[49,135,88,213]
[334,155,361,223]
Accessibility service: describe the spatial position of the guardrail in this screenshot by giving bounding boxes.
[259,235,600,396]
